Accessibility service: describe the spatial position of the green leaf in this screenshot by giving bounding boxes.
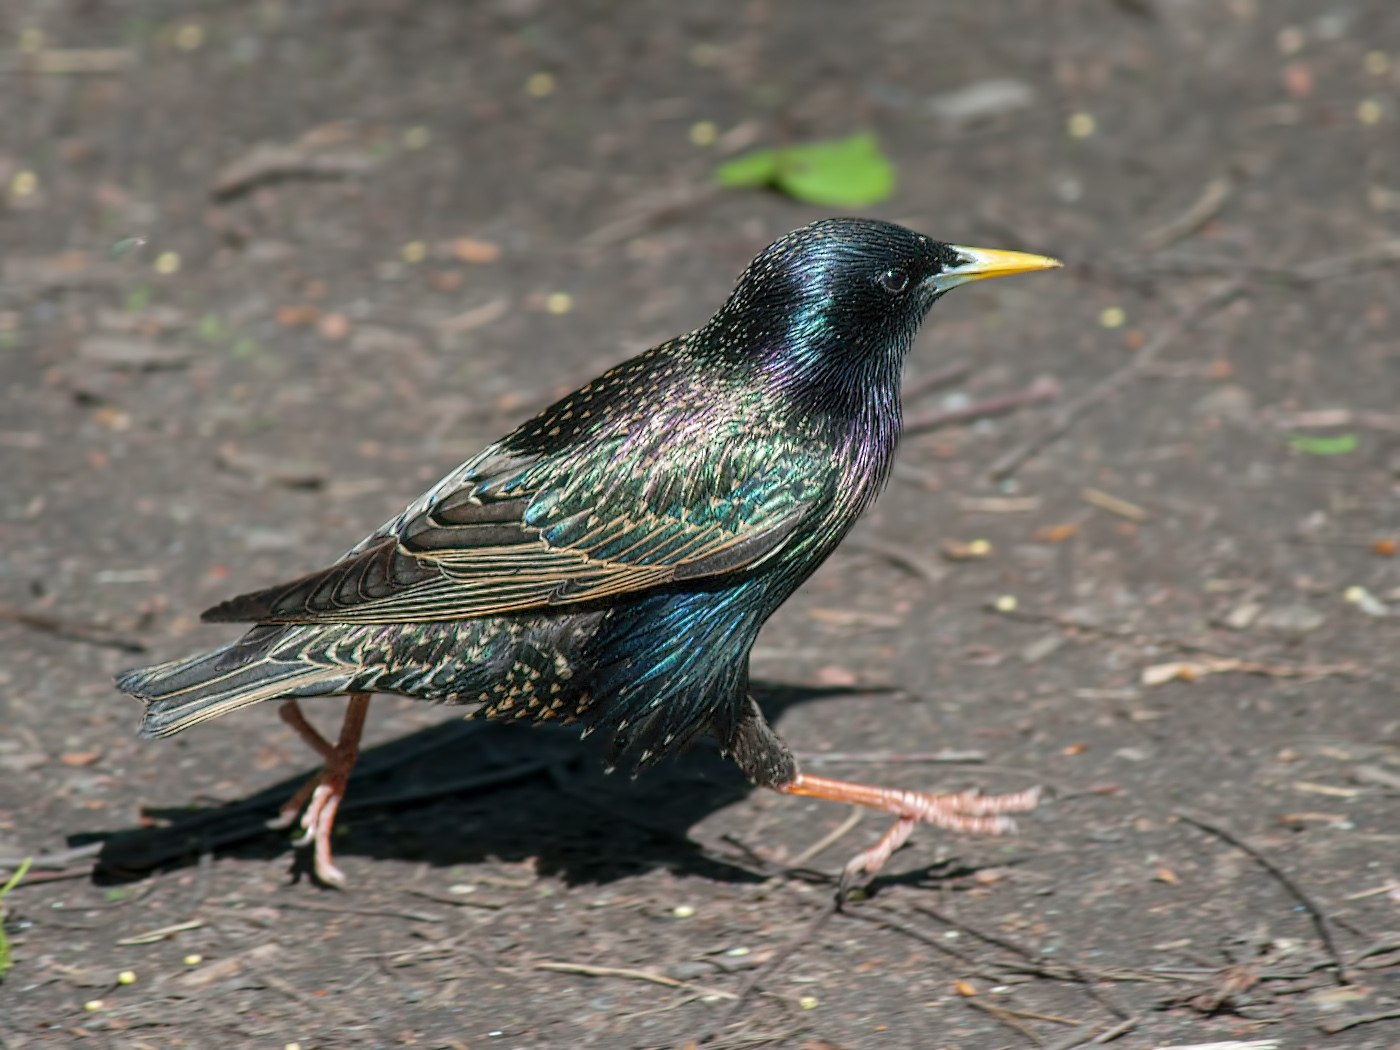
[715,149,780,189]
[715,133,896,207]
[775,134,895,206]
[110,236,147,259]
[1289,433,1358,456]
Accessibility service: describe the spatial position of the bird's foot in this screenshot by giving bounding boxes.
[266,695,370,887]
[776,772,1041,892]
[292,779,349,887]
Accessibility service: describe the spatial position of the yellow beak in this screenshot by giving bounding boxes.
[933,245,1063,292]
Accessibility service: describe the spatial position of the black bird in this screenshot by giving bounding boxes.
[118,218,1059,886]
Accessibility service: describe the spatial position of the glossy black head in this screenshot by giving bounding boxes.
[705,218,1059,407]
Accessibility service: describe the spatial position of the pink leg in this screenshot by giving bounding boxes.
[268,694,371,887]
[775,772,1041,887]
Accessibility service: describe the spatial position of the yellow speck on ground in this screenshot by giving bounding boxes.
[1100,305,1126,328]
[1365,51,1391,75]
[799,995,819,1010]
[402,241,427,264]
[117,970,136,985]
[546,292,573,315]
[526,72,556,98]
[1357,98,1383,125]
[183,954,202,967]
[153,251,181,275]
[402,125,431,150]
[672,904,695,918]
[689,121,718,147]
[1067,112,1096,138]
[9,170,37,197]
[174,23,205,51]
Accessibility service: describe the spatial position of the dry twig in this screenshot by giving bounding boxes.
[987,279,1245,481]
[1139,174,1234,252]
[905,377,1060,435]
[0,603,146,653]
[535,960,735,999]
[703,900,839,1041]
[1176,810,1348,985]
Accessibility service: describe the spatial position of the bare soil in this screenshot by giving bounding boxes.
[1,2,1397,1047]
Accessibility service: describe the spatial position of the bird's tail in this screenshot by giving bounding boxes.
[116,630,349,738]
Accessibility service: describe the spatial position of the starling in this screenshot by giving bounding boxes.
[117,218,1059,887]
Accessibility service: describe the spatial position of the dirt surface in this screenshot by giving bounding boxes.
[2,2,1398,1047]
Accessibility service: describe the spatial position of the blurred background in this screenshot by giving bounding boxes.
[1,2,1397,1047]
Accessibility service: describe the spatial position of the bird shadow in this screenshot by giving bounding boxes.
[75,681,916,890]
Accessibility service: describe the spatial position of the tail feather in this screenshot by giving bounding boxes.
[116,639,348,738]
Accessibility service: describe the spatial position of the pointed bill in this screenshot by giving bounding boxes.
[932,245,1062,293]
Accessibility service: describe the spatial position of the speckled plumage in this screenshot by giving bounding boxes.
[117,219,1058,886]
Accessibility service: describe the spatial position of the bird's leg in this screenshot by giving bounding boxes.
[268,694,371,887]
[267,700,337,829]
[725,696,1039,889]
[775,772,1042,888]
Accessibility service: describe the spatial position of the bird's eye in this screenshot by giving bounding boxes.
[879,267,911,295]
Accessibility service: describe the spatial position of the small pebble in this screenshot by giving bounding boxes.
[18,27,44,53]
[1276,25,1305,55]
[402,241,427,264]
[153,251,180,275]
[545,292,573,315]
[1357,98,1383,125]
[1344,585,1388,617]
[799,995,819,1010]
[117,970,136,986]
[672,904,695,918]
[1365,51,1391,76]
[84,1000,104,1012]
[183,954,202,967]
[1099,306,1126,328]
[993,594,1019,613]
[402,125,431,150]
[526,72,555,98]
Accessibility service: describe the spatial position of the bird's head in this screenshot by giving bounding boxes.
[706,218,1060,413]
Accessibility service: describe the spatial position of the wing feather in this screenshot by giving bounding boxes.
[203,430,820,626]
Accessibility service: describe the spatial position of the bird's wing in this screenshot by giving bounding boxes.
[202,434,822,625]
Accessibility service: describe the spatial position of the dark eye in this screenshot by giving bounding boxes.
[879,267,911,295]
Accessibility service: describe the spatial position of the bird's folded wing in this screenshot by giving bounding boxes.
[202,440,820,625]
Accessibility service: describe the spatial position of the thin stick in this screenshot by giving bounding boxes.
[845,537,946,587]
[902,360,974,402]
[1139,174,1233,252]
[987,279,1244,481]
[844,904,982,968]
[1317,1007,1400,1034]
[1043,1014,1142,1050]
[904,377,1060,435]
[534,960,736,999]
[963,997,1044,1044]
[911,903,1132,1019]
[788,809,863,867]
[0,603,147,653]
[705,899,839,1038]
[1176,810,1348,984]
